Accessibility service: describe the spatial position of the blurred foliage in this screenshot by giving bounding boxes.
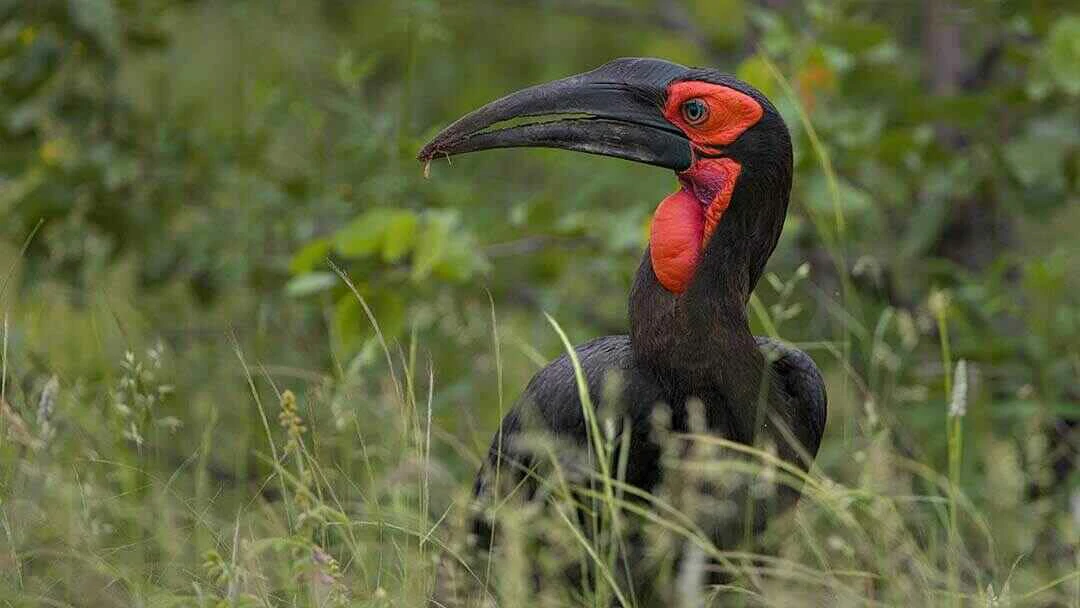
[0,0,1078,605]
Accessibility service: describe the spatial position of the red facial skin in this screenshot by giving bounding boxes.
[649,82,763,294]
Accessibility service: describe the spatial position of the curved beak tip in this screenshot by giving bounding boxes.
[417,141,444,163]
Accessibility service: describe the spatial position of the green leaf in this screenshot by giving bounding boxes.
[433,235,489,283]
[381,210,418,263]
[1004,115,1078,191]
[411,210,455,281]
[333,291,405,354]
[285,272,337,297]
[1004,136,1046,187]
[1046,15,1080,96]
[289,238,332,274]
[333,208,394,258]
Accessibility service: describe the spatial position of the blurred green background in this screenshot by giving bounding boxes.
[1,0,1078,606]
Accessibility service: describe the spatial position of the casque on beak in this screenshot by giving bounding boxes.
[418,58,694,172]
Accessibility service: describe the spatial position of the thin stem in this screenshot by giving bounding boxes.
[935,297,961,608]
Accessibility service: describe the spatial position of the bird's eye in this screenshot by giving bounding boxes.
[681,99,709,125]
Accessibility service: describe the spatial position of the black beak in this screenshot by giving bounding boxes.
[418,58,693,172]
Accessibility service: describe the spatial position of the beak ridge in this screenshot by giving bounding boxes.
[418,58,693,172]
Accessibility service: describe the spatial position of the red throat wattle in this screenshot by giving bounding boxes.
[650,158,741,294]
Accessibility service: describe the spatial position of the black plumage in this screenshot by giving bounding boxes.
[420,58,828,602]
[473,333,826,506]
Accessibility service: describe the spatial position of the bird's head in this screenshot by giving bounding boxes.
[419,57,792,297]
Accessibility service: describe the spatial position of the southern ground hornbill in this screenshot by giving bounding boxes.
[420,58,827,603]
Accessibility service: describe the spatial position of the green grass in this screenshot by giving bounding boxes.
[1,273,1076,607]
[1,45,1077,608]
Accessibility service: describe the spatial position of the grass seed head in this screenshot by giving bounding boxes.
[278,389,306,453]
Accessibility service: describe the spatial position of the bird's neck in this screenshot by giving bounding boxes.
[628,216,760,384]
[628,173,788,441]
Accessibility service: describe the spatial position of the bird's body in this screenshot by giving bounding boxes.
[468,255,826,602]
[474,331,826,506]
[473,269,827,511]
[419,57,828,603]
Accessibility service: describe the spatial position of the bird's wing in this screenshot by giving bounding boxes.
[755,336,828,459]
[469,335,663,550]
[473,335,663,498]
